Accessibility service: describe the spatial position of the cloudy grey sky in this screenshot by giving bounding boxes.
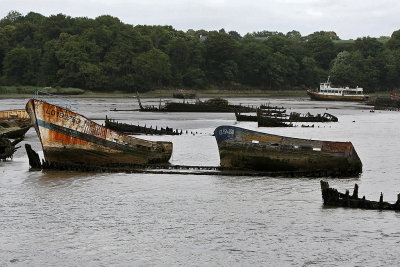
[1,0,399,39]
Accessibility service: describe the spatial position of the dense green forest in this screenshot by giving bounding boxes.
[1,11,400,93]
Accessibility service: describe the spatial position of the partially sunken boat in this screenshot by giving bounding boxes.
[307,77,369,101]
[320,180,400,211]
[26,96,173,167]
[137,95,256,113]
[0,109,32,138]
[105,117,182,136]
[214,126,362,176]
[0,119,31,139]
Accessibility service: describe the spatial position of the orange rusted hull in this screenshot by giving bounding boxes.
[214,126,362,176]
[26,99,172,166]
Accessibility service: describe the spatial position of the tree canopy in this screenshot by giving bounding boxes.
[0,11,399,92]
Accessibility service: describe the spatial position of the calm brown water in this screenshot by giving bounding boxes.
[1,97,400,266]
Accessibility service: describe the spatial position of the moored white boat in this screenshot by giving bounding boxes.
[307,77,369,101]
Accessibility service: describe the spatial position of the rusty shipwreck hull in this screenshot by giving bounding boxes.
[26,99,172,167]
[214,126,362,176]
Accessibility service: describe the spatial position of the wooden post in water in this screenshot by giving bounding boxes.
[352,184,358,199]
[25,144,42,170]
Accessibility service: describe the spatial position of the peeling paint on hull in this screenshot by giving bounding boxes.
[26,99,172,166]
[214,126,362,176]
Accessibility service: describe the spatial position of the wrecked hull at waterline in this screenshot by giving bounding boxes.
[26,98,173,167]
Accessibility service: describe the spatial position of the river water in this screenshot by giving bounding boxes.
[1,96,400,266]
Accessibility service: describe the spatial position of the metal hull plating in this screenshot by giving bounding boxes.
[307,90,369,101]
[214,126,362,175]
[26,99,172,166]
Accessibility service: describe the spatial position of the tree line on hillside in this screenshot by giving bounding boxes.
[1,11,400,92]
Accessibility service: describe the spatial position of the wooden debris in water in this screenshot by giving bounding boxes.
[320,180,400,211]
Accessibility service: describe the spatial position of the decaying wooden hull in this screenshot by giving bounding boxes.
[0,120,31,139]
[307,90,369,101]
[26,99,172,167]
[214,126,362,176]
[0,109,30,119]
[320,181,400,211]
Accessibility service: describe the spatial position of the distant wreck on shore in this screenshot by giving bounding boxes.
[214,126,362,177]
[136,94,256,113]
[234,102,338,127]
[105,117,182,136]
[370,94,400,111]
[26,92,172,167]
[321,180,400,211]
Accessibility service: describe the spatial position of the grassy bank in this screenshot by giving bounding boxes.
[0,86,308,99]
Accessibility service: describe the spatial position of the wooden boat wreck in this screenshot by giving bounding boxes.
[0,109,30,120]
[257,112,293,127]
[256,110,337,127]
[0,109,32,138]
[26,97,173,167]
[235,111,257,122]
[137,95,256,113]
[172,92,197,99]
[105,117,182,135]
[320,180,400,211]
[235,108,287,122]
[0,119,31,139]
[288,112,338,122]
[214,126,362,176]
[371,96,400,111]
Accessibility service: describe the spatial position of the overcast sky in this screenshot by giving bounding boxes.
[1,0,399,39]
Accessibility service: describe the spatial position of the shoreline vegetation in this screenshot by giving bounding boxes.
[0,86,309,98]
[0,86,390,99]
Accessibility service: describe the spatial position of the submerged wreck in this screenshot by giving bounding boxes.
[371,96,400,111]
[0,109,32,138]
[214,126,362,176]
[257,111,292,127]
[0,119,31,139]
[105,117,182,135]
[320,180,400,211]
[257,111,337,127]
[26,96,173,167]
[137,95,256,113]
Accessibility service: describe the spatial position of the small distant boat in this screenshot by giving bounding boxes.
[214,126,362,176]
[26,95,173,167]
[307,77,369,101]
